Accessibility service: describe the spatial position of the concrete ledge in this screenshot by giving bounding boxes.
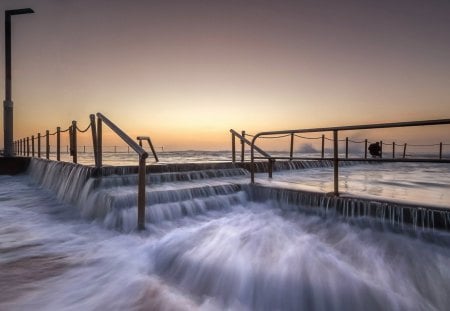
[0,157,30,175]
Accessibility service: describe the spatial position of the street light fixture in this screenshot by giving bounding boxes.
[3,8,34,157]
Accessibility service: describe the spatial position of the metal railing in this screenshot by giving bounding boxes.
[95,113,148,230]
[137,136,159,162]
[250,118,450,195]
[14,113,154,231]
[230,129,270,162]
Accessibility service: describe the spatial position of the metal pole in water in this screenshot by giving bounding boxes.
[403,143,407,159]
[97,117,102,167]
[56,127,60,161]
[26,137,29,156]
[333,130,339,196]
[241,130,245,162]
[72,121,77,163]
[392,142,395,158]
[31,135,34,156]
[380,140,383,158]
[89,114,98,167]
[321,134,325,158]
[37,133,41,157]
[137,155,147,230]
[440,142,443,160]
[231,133,236,163]
[345,137,349,158]
[364,139,368,159]
[45,130,49,159]
[290,133,294,160]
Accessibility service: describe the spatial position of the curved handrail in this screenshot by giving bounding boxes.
[97,113,148,159]
[96,112,148,230]
[250,118,450,192]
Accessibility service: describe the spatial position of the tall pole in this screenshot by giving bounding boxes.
[3,8,34,156]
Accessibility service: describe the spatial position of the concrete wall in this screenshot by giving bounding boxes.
[0,157,30,175]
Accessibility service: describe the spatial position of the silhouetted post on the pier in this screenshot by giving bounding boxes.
[392,142,395,158]
[241,131,245,162]
[45,130,50,159]
[321,134,325,158]
[56,127,61,161]
[26,137,29,156]
[364,139,368,159]
[440,142,443,160]
[89,114,99,167]
[3,8,34,156]
[71,121,77,163]
[37,133,41,157]
[231,132,236,162]
[345,137,349,158]
[333,130,339,195]
[289,133,294,160]
[403,143,407,158]
[97,118,103,167]
[31,135,34,157]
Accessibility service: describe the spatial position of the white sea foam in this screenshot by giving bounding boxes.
[1,164,450,310]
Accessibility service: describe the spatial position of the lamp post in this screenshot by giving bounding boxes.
[3,8,34,157]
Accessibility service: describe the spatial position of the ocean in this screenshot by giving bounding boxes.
[1,152,449,310]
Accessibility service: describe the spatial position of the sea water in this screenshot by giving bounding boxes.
[1,156,450,310]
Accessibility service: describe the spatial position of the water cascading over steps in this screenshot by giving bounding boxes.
[26,158,450,232]
[27,159,251,231]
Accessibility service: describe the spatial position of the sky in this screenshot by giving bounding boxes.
[1,0,450,150]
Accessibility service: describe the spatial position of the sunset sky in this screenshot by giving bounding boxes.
[1,0,450,150]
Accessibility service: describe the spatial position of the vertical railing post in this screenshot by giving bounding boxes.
[364,139,368,159]
[333,130,339,196]
[251,138,255,183]
[392,142,395,158]
[231,132,236,163]
[97,117,103,167]
[137,155,147,231]
[89,114,98,167]
[146,138,159,162]
[380,140,383,158]
[439,142,443,160]
[31,135,35,157]
[18,139,21,155]
[72,121,77,163]
[26,137,30,156]
[37,133,41,157]
[345,137,349,159]
[46,130,50,159]
[289,133,294,160]
[268,158,273,178]
[56,127,61,161]
[403,143,407,159]
[241,130,245,162]
[321,134,325,159]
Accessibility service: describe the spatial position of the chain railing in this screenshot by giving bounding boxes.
[14,112,160,231]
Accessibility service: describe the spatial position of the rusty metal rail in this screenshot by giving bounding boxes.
[230,129,270,162]
[250,118,450,196]
[137,136,159,162]
[95,113,148,230]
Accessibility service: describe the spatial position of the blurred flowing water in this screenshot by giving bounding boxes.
[1,154,450,310]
